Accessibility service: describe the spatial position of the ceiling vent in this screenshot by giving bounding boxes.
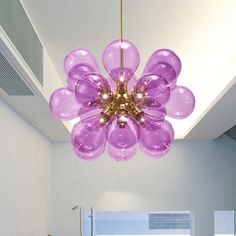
[0,51,34,95]
[149,212,191,230]
[0,0,43,85]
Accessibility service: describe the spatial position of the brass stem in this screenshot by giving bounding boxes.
[120,0,124,66]
[120,0,123,41]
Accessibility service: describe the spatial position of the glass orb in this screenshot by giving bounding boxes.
[64,48,100,91]
[67,63,96,91]
[143,49,181,84]
[107,118,138,161]
[102,39,140,82]
[133,74,170,108]
[50,88,81,120]
[165,86,195,119]
[71,117,106,160]
[139,117,174,159]
[64,48,99,76]
[75,73,112,108]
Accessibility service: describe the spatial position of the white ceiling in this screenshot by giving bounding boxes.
[18,0,236,139]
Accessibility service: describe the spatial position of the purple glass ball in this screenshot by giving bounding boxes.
[107,118,138,161]
[143,49,181,84]
[149,62,177,85]
[75,73,112,108]
[139,117,174,159]
[50,88,81,120]
[67,63,96,91]
[64,48,99,76]
[71,119,106,161]
[165,86,195,119]
[102,39,140,82]
[134,74,171,108]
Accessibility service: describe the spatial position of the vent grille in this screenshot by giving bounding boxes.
[0,0,43,85]
[0,51,34,95]
[149,213,191,230]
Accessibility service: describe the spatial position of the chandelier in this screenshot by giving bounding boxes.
[50,0,195,161]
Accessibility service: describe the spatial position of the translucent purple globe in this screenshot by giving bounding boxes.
[102,39,140,82]
[139,117,174,159]
[143,49,181,85]
[67,63,96,91]
[64,48,100,91]
[165,86,195,119]
[64,48,99,76]
[133,74,171,108]
[71,115,106,160]
[75,73,112,108]
[107,117,138,161]
[50,88,81,120]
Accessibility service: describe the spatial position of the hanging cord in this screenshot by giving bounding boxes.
[120,0,123,40]
[120,0,124,78]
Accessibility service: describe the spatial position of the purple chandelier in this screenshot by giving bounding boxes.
[49,0,195,161]
[50,40,195,161]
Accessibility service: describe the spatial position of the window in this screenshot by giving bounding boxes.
[83,211,192,236]
[214,211,235,236]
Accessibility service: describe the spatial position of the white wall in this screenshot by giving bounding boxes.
[1,97,236,236]
[0,100,52,236]
[52,135,236,236]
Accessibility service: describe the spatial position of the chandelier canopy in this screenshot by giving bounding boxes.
[50,40,195,161]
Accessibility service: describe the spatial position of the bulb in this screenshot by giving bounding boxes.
[75,73,112,108]
[139,115,174,159]
[119,75,125,82]
[107,117,138,161]
[143,49,181,85]
[165,86,195,119]
[50,88,81,120]
[133,74,171,108]
[71,115,106,160]
[64,48,99,76]
[64,48,100,90]
[67,63,96,91]
[102,39,140,82]
[102,93,109,100]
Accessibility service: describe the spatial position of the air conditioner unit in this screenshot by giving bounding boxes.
[0,0,70,141]
[0,0,43,96]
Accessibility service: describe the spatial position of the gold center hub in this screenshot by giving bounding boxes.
[100,81,144,127]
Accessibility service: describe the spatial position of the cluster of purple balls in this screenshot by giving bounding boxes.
[50,39,195,161]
